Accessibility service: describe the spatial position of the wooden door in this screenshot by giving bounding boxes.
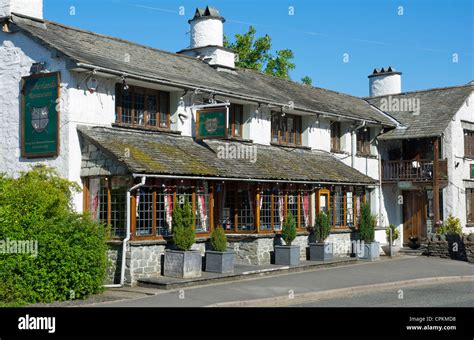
[402,191,427,243]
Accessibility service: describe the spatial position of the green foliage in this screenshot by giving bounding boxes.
[437,214,463,236]
[281,212,297,246]
[359,203,375,242]
[210,226,228,252]
[314,212,331,242]
[224,26,296,79]
[0,165,108,306]
[385,224,399,243]
[301,76,313,86]
[172,198,195,251]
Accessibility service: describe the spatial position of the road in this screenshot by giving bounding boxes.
[289,281,474,307]
[93,256,474,308]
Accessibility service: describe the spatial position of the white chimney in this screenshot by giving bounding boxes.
[0,0,43,19]
[368,66,402,97]
[178,6,235,70]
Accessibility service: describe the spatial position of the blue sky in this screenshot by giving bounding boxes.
[44,0,473,97]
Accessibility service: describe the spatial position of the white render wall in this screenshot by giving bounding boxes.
[442,90,474,232]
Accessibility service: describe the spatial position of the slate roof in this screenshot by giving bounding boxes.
[367,84,473,140]
[6,13,396,126]
[78,126,376,185]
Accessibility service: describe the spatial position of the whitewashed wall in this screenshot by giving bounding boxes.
[443,90,474,232]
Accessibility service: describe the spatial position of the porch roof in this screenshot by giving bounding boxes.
[78,125,377,185]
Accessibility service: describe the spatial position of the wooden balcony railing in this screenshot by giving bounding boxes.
[382,159,448,182]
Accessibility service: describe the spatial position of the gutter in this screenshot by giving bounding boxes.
[131,173,375,187]
[104,176,146,288]
[74,62,384,126]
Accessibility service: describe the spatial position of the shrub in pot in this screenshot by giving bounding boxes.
[309,212,333,261]
[355,203,379,260]
[275,212,300,266]
[381,224,400,256]
[164,198,202,278]
[205,226,234,273]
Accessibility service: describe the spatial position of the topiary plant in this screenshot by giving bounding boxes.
[385,224,399,244]
[172,198,195,251]
[359,203,375,242]
[210,226,228,252]
[314,211,331,243]
[281,211,297,246]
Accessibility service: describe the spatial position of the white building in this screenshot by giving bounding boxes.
[1,1,472,284]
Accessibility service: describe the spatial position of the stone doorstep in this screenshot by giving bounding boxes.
[136,257,358,290]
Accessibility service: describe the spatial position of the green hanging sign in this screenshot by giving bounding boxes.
[471,164,474,178]
[196,107,228,139]
[21,72,60,158]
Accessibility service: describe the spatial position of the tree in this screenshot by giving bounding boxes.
[301,76,313,86]
[224,26,295,80]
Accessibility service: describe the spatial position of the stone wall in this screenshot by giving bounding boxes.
[420,234,474,263]
[105,243,122,285]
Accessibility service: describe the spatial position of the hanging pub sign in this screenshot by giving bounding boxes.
[196,107,228,140]
[471,164,474,178]
[21,72,60,158]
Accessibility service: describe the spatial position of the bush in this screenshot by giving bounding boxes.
[172,198,195,251]
[210,226,228,252]
[437,214,462,236]
[0,165,108,306]
[359,203,375,242]
[385,224,399,244]
[281,212,297,246]
[314,212,331,242]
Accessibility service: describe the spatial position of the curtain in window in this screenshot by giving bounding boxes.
[278,192,284,226]
[90,178,100,219]
[197,181,208,232]
[165,186,173,228]
[302,191,310,227]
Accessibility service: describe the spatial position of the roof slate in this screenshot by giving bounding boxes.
[78,126,377,184]
[367,84,473,140]
[8,13,395,126]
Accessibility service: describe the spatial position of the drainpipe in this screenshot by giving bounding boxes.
[351,121,366,168]
[104,176,146,288]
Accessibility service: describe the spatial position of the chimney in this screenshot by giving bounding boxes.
[178,6,235,70]
[368,66,402,97]
[0,0,43,19]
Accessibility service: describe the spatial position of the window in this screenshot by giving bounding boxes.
[332,189,344,227]
[259,189,285,231]
[270,112,302,146]
[464,130,474,157]
[115,84,170,129]
[330,122,341,151]
[467,188,474,224]
[346,191,354,227]
[136,188,154,236]
[156,187,172,236]
[228,104,243,137]
[222,186,255,231]
[88,177,129,238]
[357,128,371,156]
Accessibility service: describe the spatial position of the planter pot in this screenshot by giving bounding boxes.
[163,249,202,278]
[275,245,300,266]
[309,242,333,261]
[381,244,400,256]
[205,250,234,274]
[357,241,380,260]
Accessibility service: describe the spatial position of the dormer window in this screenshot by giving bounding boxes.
[271,112,302,146]
[115,84,170,129]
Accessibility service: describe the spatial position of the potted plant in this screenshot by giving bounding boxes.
[275,212,300,266]
[355,203,380,260]
[309,212,333,261]
[163,198,202,278]
[381,224,400,256]
[205,226,234,273]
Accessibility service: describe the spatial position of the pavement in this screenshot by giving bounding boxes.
[85,256,474,308]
